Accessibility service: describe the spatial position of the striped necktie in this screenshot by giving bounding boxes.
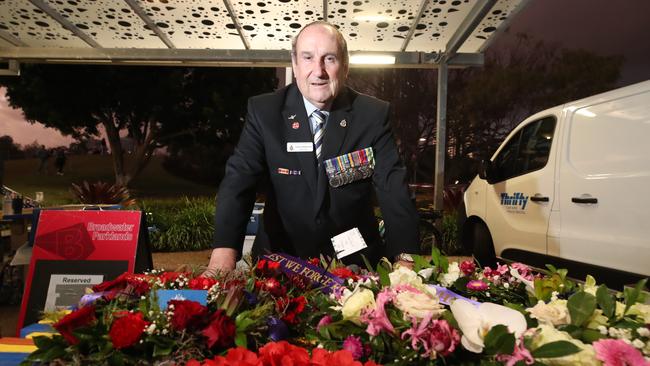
[312,109,326,161]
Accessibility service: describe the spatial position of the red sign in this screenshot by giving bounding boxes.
[17,210,149,332]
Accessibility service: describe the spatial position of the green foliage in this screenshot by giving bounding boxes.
[70,180,137,207]
[141,197,215,252]
[567,291,597,327]
[483,324,515,356]
[442,212,461,255]
[531,340,581,358]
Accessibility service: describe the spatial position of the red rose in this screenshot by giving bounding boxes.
[53,305,96,345]
[109,311,149,349]
[459,260,477,276]
[92,273,151,295]
[276,296,307,325]
[169,299,209,331]
[308,258,320,266]
[256,259,281,277]
[189,276,219,290]
[331,267,358,280]
[202,309,236,349]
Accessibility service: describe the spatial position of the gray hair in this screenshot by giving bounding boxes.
[290,21,349,68]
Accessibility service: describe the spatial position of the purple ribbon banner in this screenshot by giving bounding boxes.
[430,284,481,307]
[262,253,345,294]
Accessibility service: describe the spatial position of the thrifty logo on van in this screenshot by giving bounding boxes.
[500,192,528,210]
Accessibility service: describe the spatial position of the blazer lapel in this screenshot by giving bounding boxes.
[314,88,353,214]
[282,86,318,199]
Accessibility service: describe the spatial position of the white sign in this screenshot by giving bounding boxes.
[331,227,368,259]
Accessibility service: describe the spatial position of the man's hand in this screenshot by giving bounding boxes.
[203,248,237,277]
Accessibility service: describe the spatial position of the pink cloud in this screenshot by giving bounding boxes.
[0,87,74,148]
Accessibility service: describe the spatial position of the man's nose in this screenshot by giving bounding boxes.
[312,58,326,77]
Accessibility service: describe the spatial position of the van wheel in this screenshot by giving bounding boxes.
[473,223,497,268]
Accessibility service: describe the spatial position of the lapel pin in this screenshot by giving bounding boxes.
[292,122,300,129]
[340,119,347,128]
[289,114,296,120]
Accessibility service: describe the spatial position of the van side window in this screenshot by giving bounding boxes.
[492,117,556,182]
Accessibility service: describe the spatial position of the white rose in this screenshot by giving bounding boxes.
[527,300,571,326]
[394,288,444,320]
[532,324,601,366]
[341,288,375,321]
[437,262,460,287]
[389,266,423,288]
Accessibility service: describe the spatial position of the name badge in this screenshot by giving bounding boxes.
[287,142,313,152]
[331,227,367,259]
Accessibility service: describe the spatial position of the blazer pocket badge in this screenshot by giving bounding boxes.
[324,147,375,188]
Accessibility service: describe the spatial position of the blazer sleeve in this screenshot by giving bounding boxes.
[371,102,420,258]
[213,98,267,255]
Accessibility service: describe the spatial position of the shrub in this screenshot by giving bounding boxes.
[140,197,215,252]
[70,181,136,207]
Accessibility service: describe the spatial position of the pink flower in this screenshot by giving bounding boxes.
[466,280,489,291]
[459,260,476,276]
[511,262,534,281]
[401,314,459,358]
[593,338,650,366]
[360,289,395,336]
[316,315,332,332]
[496,341,534,366]
[343,335,364,360]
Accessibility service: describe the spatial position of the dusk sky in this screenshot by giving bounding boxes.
[1,0,649,148]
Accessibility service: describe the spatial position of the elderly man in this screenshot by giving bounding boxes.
[206,21,418,274]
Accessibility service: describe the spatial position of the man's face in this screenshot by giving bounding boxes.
[292,25,348,110]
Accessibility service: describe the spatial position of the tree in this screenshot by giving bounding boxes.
[0,65,276,186]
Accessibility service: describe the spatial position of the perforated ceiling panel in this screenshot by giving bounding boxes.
[0,0,529,66]
[46,0,165,48]
[0,0,87,48]
[458,0,523,53]
[137,0,244,49]
[330,0,423,52]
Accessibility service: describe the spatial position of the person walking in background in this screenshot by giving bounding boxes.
[36,145,50,174]
[54,148,66,175]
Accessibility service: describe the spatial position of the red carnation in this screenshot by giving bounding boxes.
[255,278,286,297]
[277,296,307,325]
[109,311,149,349]
[202,309,236,349]
[308,258,320,266]
[331,267,358,280]
[169,299,209,331]
[53,305,97,345]
[158,271,188,285]
[258,341,310,366]
[189,276,219,290]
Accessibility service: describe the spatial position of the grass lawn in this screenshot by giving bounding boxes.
[3,155,216,204]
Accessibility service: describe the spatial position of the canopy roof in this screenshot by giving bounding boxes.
[0,0,528,70]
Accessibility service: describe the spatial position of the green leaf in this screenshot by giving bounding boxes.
[483,324,515,355]
[361,254,374,272]
[581,328,607,343]
[235,331,248,348]
[377,261,390,287]
[412,254,430,273]
[567,291,597,327]
[153,343,173,357]
[623,278,648,315]
[596,284,615,318]
[531,340,581,358]
[430,247,449,273]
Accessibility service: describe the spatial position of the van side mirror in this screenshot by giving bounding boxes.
[478,159,496,184]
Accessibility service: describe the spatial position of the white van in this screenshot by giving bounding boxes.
[462,80,650,286]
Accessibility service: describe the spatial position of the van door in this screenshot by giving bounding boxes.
[558,92,650,276]
[486,117,557,256]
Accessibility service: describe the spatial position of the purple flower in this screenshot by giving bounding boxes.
[266,317,289,341]
[244,290,258,306]
[343,335,364,360]
[466,280,489,291]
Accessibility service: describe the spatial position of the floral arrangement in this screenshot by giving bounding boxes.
[23,249,650,366]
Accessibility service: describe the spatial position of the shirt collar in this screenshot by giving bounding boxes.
[302,96,329,118]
